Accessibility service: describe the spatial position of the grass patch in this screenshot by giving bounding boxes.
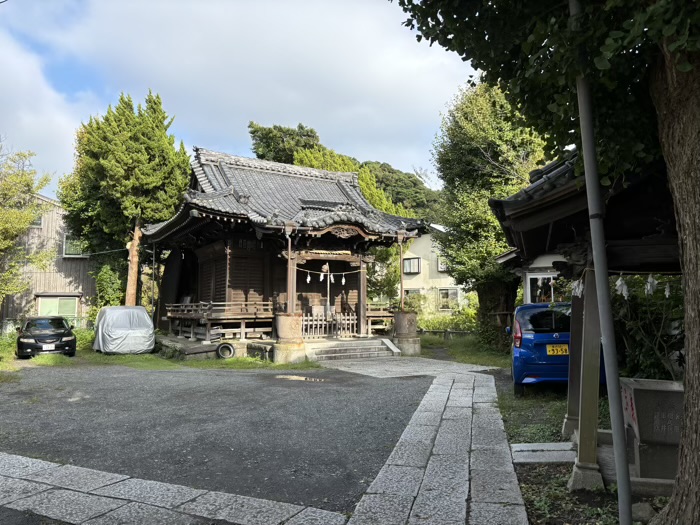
[498,386,568,443]
[183,357,321,370]
[518,463,618,524]
[0,329,321,373]
[420,334,510,368]
[518,463,669,524]
[32,354,77,367]
[0,333,20,373]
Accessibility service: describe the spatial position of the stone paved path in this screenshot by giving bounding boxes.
[324,358,528,525]
[0,358,528,524]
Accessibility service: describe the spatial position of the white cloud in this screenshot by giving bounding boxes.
[1,0,472,195]
[0,28,99,196]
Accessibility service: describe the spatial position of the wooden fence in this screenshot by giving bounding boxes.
[302,313,358,339]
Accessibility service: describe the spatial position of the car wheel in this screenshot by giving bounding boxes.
[66,351,76,357]
[513,382,525,397]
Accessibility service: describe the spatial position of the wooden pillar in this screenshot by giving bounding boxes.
[358,257,368,336]
[286,235,296,314]
[562,291,585,438]
[568,269,604,490]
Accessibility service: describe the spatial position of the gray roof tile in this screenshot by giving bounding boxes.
[146,147,423,237]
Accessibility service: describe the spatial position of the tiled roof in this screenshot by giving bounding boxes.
[145,147,423,237]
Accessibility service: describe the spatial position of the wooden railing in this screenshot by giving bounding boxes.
[302,313,358,339]
[366,303,393,318]
[166,301,274,320]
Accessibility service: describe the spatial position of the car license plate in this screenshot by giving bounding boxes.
[42,344,55,351]
[546,344,569,356]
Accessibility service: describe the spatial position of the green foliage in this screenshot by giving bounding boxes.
[419,306,477,332]
[0,149,53,306]
[293,145,358,172]
[420,334,511,368]
[86,264,125,321]
[249,122,321,164]
[59,91,190,254]
[433,84,546,192]
[361,161,441,220]
[0,332,19,373]
[396,0,700,181]
[611,275,685,380]
[430,85,543,341]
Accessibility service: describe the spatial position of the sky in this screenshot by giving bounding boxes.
[0,0,473,198]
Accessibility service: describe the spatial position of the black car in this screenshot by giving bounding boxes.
[16,317,77,358]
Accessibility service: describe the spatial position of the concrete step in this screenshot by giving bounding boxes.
[314,350,395,361]
[313,345,386,356]
[305,339,387,350]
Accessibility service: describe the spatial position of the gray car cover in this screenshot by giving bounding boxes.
[92,306,155,354]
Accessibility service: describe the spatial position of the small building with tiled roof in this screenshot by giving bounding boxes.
[144,147,425,357]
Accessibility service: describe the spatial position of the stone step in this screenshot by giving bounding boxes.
[305,339,387,350]
[314,350,395,361]
[313,345,386,356]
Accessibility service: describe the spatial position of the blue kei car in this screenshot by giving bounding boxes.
[510,302,571,396]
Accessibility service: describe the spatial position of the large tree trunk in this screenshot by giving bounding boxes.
[124,218,143,306]
[649,50,700,524]
[475,277,519,346]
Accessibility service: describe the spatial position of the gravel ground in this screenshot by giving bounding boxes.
[0,366,432,513]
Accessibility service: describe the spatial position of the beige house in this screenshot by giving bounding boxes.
[1,195,95,329]
[402,226,464,312]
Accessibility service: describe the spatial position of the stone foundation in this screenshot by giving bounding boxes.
[273,341,307,364]
[393,337,421,356]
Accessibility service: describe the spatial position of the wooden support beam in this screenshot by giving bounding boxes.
[358,257,368,336]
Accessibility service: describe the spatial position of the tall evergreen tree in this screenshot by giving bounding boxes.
[59,91,190,306]
[432,84,545,339]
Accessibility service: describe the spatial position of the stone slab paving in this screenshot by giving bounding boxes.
[83,502,210,525]
[26,465,129,493]
[91,478,207,509]
[0,450,346,524]
[6,489,126,524]
[325,358,529,525]
[1,357,527,524]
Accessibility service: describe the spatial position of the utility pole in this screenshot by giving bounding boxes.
[568,1,632,523]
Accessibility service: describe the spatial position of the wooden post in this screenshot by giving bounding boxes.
[562,291,585,438]
[568,269,604,490]
[397,231,405,311]
[358,256,368,336]
[286,233,296,314]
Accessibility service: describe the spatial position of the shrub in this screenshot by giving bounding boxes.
[611,274,684,381]
[419,306,477,332]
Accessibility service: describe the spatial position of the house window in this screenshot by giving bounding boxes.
[37,297,78,318]
[437,257,448,272]
[527,274,556,303]
[30,214,43,228]
[438,288,459,310]
[63,234,87,258]
[403,257,421,274]
[404,288,420,297]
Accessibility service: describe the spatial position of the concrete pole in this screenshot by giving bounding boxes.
[568,269,603,490]
[562,291,584,438]
[568,1,632,521]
